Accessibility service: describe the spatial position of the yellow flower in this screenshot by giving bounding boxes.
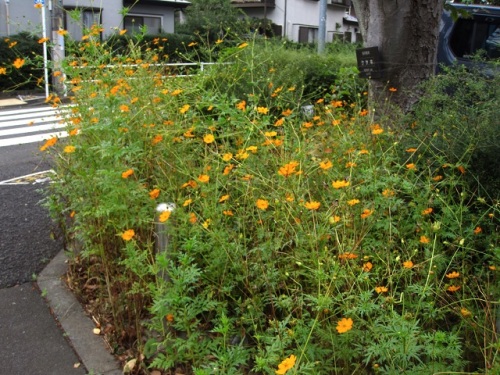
[215,39,223,44]
[183,199,192,207]
[149,189,160,199]
[403,260,414,269]
[446,271,460,279]
[34,3,43,8]
[382,189,395,197]
[332,180,350,189]
[375,286,388,294]
[223,210,233,216]
[121,229,135,241]
[275,354,296,375]
[202,219,211,229]
[336,318,353,334]
[159,210,171,222]
[13,58,25,69]
[360,209,373,219]
[319,160,333,170]
[274,118,285,126]
[238,42,248,49]
[406,163,416,170]
[236,100,246,111]
[179,104,190,114]
[203,134,215,144]
[433,175,443,181]
[257,106,269,115]
[0,67,6,75]
[347,199,360,206]
[329,215,341,223]
[57,29,68,36]
[460,308,472,317]
[63,145,75,153]
[419,235,430,244]
[256,199,269,210]
[304,201,321,210]
[371,124,384,135]
[119,29,127,35]
[197,174,210,183]
[38,37,50,44]
[278,161,300,177]
[171,89,183,96]
[406,148,417,153]
[219,194,230,203]
[188,41,197,47]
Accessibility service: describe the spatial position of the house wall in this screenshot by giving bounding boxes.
[238,0,359,43]
[0,0,47,37]
[125,4,176,34]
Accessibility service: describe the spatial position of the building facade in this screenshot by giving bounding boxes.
[0,0,190,39]
[232,0,360,43]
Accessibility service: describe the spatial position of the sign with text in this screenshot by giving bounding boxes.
[356,47,382,79]
[34,0,45,4]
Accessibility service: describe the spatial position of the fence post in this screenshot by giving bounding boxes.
[155,202,176,282]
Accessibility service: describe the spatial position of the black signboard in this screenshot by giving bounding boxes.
[356,47,382,79]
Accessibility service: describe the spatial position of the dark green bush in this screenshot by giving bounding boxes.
[0,32,44,92]
[407,63,500,199]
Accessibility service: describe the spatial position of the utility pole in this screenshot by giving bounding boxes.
[318,0,327,54]
[50,0,66,96]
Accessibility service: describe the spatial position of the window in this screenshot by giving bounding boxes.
[124,15,163,34]
[298,26,318,43]
[450,17,500,60]
[65,9,101,41]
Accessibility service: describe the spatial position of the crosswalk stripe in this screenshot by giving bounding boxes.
[0,105,70,148]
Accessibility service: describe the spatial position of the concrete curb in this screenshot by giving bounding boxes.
[37,250,122,375]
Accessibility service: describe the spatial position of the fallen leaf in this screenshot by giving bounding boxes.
[93,328,101,335]
[73,363,81,368]
[123,358,137,373]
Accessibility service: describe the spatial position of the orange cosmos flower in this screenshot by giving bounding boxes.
[149,189,160,199]
[203,134,215,144]
[446,271,460,279]
[419,235,430,244]
[457,165,466,174]
[219,194,230,203]
[460,308,472,317]
[473,226,482,235]
[406,163,416,170]
[121,229,135,241]
[282,108,293,116]
[406,148,417,153]
[360,209,373,219]
[40,137,58,151]
[188,212,197,224]
[238,42,248,48]
[179,104,190,114]
[223,210,234,216]
[304,201,321,210]
[359,109,368,116]
[120,104,130,112]
[119,29,127,35]
[171,89,182,96]
[382,189,395,197]
[13,58,25,69]
[159,210,171,222]
[432,175,443,181]
[332,180,350,189]
[257,106,269,115]
[236,100,246,111]
[447,285,461,292]
[375,286,388,294]
[275,354,296,375]
[152,135,163,145]
[362,262,373,272]
[371,124,384,135]
[422,208,433,215]
[197,174,210,183]
[256,199,269,210]
[121,169,134,178]
[57,29,68,36]
[278,161,300,177]
[63,145,76,153]
[403,260,414,269]
[389,87,397,92]
[338,252,358,260]
[336,318,353,334]
[38,37,50,44]
[347,199,360,206]
[34,3,43,8]
[319,160,333,170]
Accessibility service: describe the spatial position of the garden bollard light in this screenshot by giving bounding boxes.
[155,202,176,282]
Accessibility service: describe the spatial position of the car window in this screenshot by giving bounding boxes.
[450,16,500,60]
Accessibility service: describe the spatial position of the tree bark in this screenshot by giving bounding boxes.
[352,0,446,115]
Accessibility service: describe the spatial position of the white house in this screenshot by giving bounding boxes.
[0,0,190,39]
[231,0,360,43]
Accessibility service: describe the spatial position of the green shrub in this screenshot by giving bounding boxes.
[43,37,499,374]
[407,63,500,199]
[0,32,44,91]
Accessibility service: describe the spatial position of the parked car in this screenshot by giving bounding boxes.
[438,3,500,69]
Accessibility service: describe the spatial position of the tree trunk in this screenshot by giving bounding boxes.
[352,0,446,115]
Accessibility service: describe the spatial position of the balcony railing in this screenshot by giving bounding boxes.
[231,0,276,8]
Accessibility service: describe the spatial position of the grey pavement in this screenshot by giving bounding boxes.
[0,97,122,375]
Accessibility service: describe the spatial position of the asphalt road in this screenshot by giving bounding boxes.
[0,142,62,287]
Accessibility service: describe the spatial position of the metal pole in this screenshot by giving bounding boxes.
[5,0,10,36]
[318,0,327,54]
[51,0,66,96]
[41,4,50,99]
